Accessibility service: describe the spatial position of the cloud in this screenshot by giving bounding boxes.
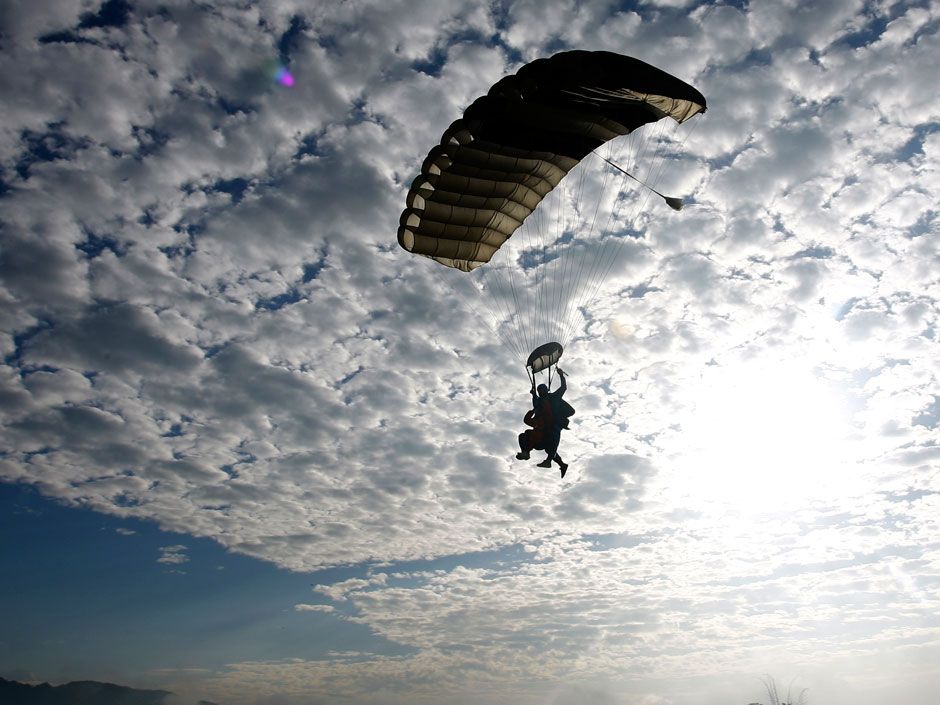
[314,574,388,602]
[0,0,935,571]
[188,517,940,704]
[158,544,189,565]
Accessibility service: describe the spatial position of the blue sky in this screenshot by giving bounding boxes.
[0,483,407,681]
[1,1,939,704]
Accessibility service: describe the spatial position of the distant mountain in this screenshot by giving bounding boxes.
[0,677,218,705]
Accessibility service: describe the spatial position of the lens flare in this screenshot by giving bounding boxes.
[274,66,294,87]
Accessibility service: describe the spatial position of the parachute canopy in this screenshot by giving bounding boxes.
[398,50,707,272]
[527,342,563,374]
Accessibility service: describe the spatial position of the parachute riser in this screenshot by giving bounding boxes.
[526,363,556,391]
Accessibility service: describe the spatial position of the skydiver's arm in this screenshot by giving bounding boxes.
[556,371,567,397]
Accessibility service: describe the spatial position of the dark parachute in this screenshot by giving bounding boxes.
[398,50,706,271]
[398,50,706,377]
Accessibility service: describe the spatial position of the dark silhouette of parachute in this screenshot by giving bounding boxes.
[398,50,707,272]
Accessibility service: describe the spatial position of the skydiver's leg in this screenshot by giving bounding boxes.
[554,453,568,478]
[537,432,560,468]
[516,432,531,460]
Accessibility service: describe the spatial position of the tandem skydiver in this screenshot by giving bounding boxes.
[517,368,574,478]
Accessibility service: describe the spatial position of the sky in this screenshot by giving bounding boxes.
[0,1,938,704]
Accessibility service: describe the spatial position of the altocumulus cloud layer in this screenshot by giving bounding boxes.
[1,1,938,704]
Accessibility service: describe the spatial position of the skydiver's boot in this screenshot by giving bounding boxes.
[557,457,568,478]
[517,434,531,460]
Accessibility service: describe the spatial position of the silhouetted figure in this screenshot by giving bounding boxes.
[517,368,573,477]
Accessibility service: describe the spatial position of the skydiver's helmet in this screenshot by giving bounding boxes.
[537,384,549,397]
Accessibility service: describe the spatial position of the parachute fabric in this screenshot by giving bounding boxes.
[398,50,705,271]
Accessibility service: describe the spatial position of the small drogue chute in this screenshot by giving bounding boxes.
[526,341,563,387]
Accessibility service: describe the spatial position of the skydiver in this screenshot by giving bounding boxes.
[516,368,573,478]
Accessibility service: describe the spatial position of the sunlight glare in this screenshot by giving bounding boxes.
[675,360,856,512]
